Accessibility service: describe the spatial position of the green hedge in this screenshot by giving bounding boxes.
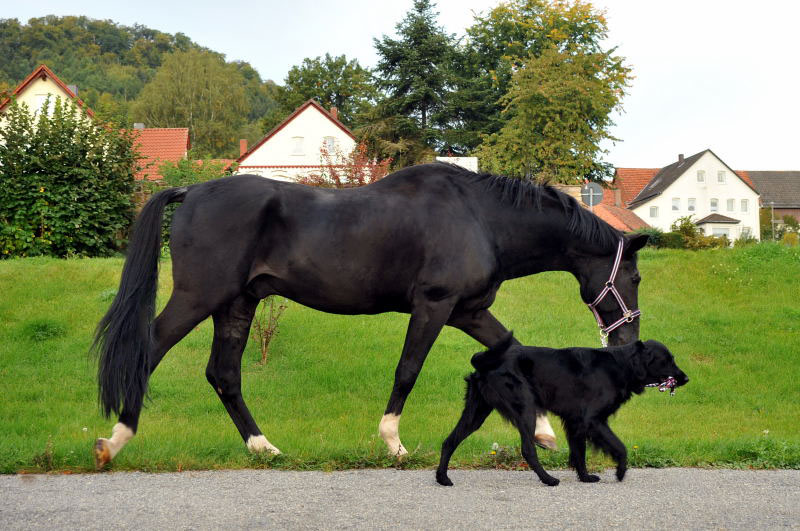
[0,97,137,258]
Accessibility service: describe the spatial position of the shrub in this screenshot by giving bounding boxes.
[659,231,686,249]
[782,232,799,247]
[633,226,663,247]
[0,97,137,258]
[297,141,392,188]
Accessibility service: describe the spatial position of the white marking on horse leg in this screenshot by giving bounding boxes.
[97,422,135,461]
[246,435,281,455]
[535,414,558,450]
[379,413,408,457]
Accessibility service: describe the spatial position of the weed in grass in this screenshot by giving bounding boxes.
[98,288,117,302]
[31,437,54,472]
[20,319,66,342]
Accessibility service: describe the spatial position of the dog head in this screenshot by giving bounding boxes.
[631,340,689,390]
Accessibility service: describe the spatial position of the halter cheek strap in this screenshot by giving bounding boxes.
[587,239,641,346]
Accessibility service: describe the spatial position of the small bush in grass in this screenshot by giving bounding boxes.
[251,296,289,364]
[21,319,66,341]
[660,231,686,249]
[782,232,799,247]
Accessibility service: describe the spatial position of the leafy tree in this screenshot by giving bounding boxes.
[474,44,629,182]
[372,0,455,149]
[132,49,249,158]
[281,54,376,127]
[0,97,137,257]
[454,0,630,158]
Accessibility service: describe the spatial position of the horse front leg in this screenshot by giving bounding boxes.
[380,297,457,457]
[448,308,558,451]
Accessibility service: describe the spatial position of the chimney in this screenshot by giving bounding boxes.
[239,139,248,156]
[133,123,145,129]
[67,84,78,96]
[330,106,338,120]
[614,188,622,207]
[678,153,684,163]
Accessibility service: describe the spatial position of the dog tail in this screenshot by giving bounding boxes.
[471,331,515,373]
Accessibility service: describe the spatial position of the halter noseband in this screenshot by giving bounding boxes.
[587,239,641,346]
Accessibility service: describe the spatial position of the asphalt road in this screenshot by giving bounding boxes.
[2,468,798,529]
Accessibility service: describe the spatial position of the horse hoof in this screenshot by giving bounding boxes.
[389,444,408,459]
[94,438,111,470]
[535,434,558,451]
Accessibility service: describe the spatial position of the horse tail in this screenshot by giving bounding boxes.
[92,186,188,418]
[470,331,516,373]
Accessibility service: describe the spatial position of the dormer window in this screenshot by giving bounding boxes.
[697,170,705,183]
[292,136,304,155]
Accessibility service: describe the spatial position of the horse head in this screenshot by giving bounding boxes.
[577,233,649,346]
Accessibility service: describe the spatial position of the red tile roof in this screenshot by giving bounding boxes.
[0,64,94,117]
[603,168,659,207]
[593,204,650,232]
[132,128,190,181]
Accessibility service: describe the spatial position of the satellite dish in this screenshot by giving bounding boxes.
[580,182,604,207]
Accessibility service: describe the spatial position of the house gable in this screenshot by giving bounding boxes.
[0,64,94,118]
[236,99,357,181]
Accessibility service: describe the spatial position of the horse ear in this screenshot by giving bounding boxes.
[625,233,649,256]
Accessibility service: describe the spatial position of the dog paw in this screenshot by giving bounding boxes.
[616,466,627,481]
[436,472,454,487]
[541,476,560,487]
[579,474,600,483]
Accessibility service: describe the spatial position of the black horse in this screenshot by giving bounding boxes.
[92,162,647,467]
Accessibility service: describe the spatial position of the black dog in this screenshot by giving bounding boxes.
[436,334,688,487]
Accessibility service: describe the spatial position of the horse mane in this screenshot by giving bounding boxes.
[437,162,622,250]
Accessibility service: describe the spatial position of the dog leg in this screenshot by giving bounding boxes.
[566,423,599,482]
[436,377,493,486]
[589,421,628,481]
[519,422,559,486]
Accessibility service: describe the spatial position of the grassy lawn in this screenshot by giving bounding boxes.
[1,243,798,473]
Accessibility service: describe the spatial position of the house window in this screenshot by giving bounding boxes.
[710,198,718,212]
[291,136,304,155]
[712,227,730,237]
[672,198,680,211]
[717,171,726,184]
[35,94,49,115]
[323,136,336,153]
[649,206,658,218]
[697,170,705,183]
[727,199,735,212]
[688,198,696,212]
[742,226,752,237]
[741,199,748,212]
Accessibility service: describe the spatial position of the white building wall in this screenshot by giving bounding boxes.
[0,77,86,129]
[632,151,761,240]
[237,106,356,181]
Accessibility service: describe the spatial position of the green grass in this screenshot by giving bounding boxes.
[1,243,799,473]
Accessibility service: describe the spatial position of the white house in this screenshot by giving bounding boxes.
[235,99,357,181]
[0,64,94,127]
[626,150,761,240]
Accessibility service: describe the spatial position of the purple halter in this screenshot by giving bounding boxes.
[587,239,641,346]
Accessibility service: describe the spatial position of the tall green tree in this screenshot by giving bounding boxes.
[280,54,376,127]
[132,49,249,157]
[451,0,626,156]
[372,0,455,149]
[474,44,629,182]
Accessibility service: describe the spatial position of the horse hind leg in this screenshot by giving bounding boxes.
[95,290,212,469]
[206,294,280,455]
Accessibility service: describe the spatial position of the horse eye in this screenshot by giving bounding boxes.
[632,275,641,284]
